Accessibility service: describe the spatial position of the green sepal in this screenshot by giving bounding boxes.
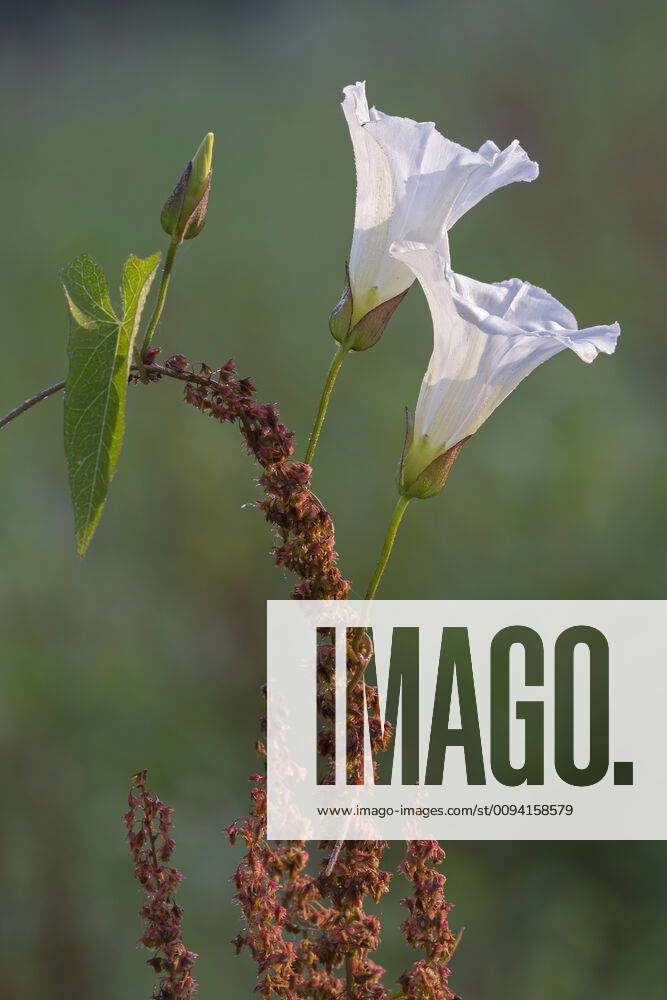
[329,265,353,345]
[399,420,469,500]
[328,264,409,351]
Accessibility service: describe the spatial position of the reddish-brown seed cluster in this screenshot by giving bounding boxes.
[315,628,391,787]
[123,770,198,1000]
[315,838,392,1000]
[223,628,395,999]
[398,841,461,1000]
[131,354,461,1000]
[224,711,392,1000]
[161,355,349,600]
[226,775,306,998]
[312,630,395,1000]
[226,792,394,1000]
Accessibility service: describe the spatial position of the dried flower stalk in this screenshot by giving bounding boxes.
[125,352,460,1000]
[124,769,198,1000]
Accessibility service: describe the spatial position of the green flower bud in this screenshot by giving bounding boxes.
[398,408,468,500]
[161,132,214,243]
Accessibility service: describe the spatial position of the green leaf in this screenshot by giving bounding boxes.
[121,253,162,350]
[63,252,161,555]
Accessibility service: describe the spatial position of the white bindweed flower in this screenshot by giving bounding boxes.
[330,81,539,351]
[392,242,621,499]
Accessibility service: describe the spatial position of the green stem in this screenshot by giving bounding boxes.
[305,343,349,465]
[140,238,179,357]
[365,495,411,600]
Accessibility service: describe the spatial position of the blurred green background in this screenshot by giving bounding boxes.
[1,0,665,996]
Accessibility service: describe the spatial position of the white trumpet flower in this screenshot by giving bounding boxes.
[392,241,621,498]
[331,81,539,350]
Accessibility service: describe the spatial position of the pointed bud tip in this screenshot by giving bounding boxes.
[193,133,214,179]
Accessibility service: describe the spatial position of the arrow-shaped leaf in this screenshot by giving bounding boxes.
[63,252,160,555]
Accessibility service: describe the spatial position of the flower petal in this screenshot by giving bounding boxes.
[446,139,539,227]
[340,82,538,327]
[448,272,621,361]
[365,118,539,243]
[342,82,413,322]
[390,242,620,455]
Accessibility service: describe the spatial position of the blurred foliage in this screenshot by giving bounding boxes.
[0,0,666,997]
